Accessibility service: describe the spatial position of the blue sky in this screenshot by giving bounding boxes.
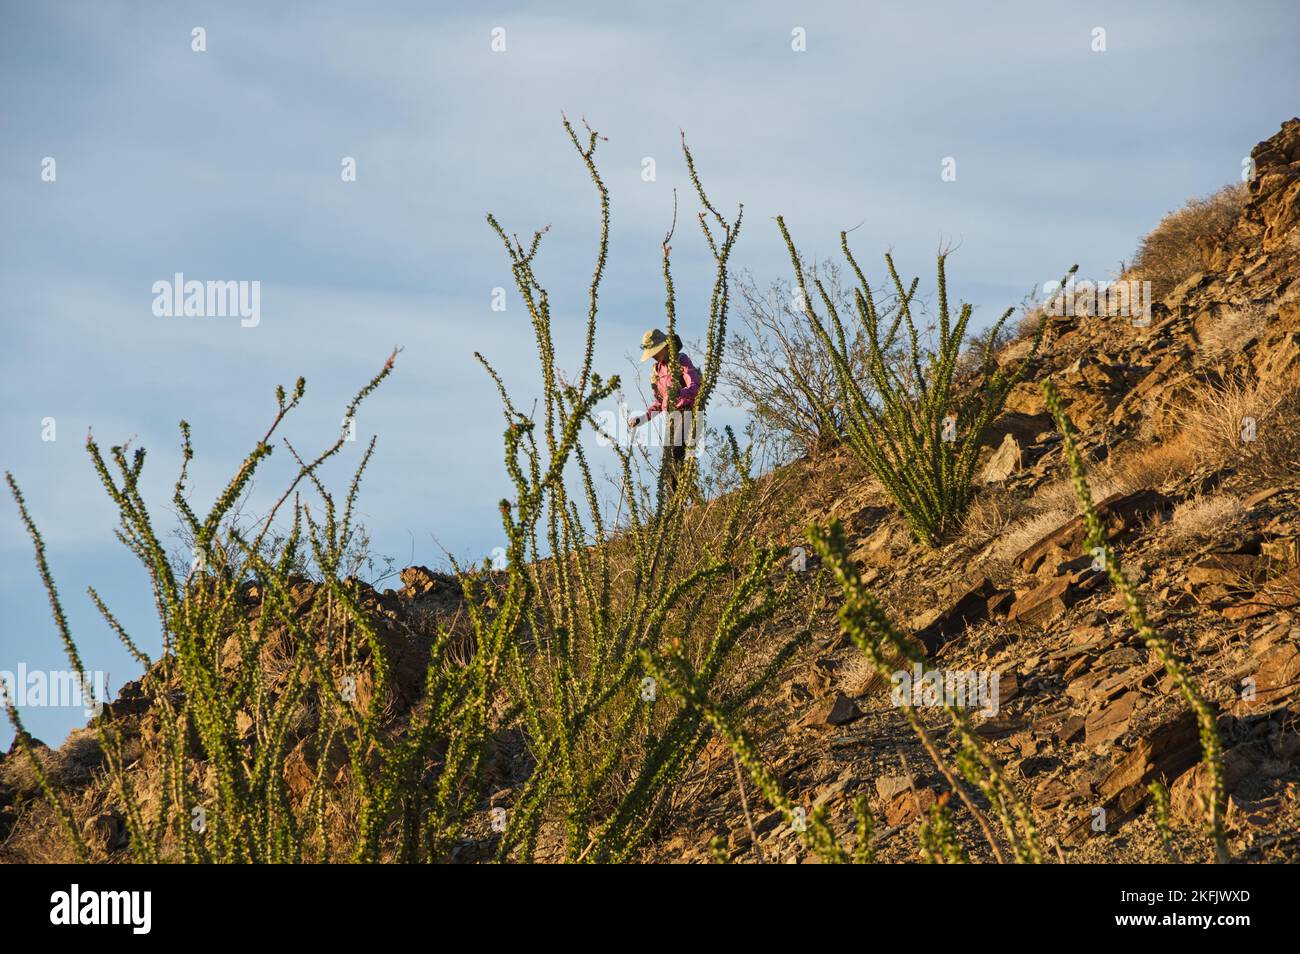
[3,0,1298,747]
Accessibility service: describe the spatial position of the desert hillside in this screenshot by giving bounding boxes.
[4,119,1299,866]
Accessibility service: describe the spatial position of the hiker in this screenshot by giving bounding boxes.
[627,328,700,495]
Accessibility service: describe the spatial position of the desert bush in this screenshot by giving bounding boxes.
[726,260,890,460]
[776,216,1073,546]
[978,505,1074,582]
[1179,374,1300,484]
[1132,183,1246,301]
[1164,494,1246,550]
[1098,434,1199,494]
[1199,302,1270,360]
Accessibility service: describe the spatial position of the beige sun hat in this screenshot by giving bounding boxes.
[640,328,673,362]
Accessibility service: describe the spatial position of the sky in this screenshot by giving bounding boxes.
[3,0,1298,747]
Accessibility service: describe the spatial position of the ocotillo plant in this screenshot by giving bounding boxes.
[1042,378,1227,863]
[777,216,1075,546]
[6,351,529,862]
[475,117,808,862]
[919,793,970,864]
[11,119,844,866]
[644,630,858,864]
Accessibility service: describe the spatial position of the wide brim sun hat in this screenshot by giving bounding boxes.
[640,328,670,362]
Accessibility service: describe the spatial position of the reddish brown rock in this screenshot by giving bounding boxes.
[1032,777,1074,810]
[1089,663,1161,704]
[885,787,936,827]
[986,590,1015,617]
[1243,642,1300,709]
[1170,745,1259,823]
[1187,554,1266,588]
[1062,709,1202,845]
[1261,536,1300,569]
[1223,565,1300,621]
[400,565,451,598]
[1243,487,1284,509]
[801,691,863,728]
[911,576,1008,652]
[1084,690,1139,745]
[1008,575,1076,627]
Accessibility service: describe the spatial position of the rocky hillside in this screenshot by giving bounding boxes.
[640,117,1300,863]
[5,119,1300,864]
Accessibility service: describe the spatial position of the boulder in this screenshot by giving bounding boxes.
[1007,575,1077,627]
[850,522,907,568]
[1083,690,1140,746]
[1169,745,1259,823]
[1222,565,1300,621]
[911,576,1008,652]
[885,787,936,827]
[981,433,1023,483]
[400,565,451,598]
[875,773,919,802]
[83,809,127,854]
[1186,554,1266,589]
[1242,642,1300,709]
[1007,566,1105,627]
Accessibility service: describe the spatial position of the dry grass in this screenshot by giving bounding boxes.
[838,654,881,697]
[1178,376,1300,483]
[0,796,87,864]
[965,431,1201,582]
[1100,434,1200,493]
[1199,303,1270,360]
[1163,494,1246,550]
[1132,183,1246,302]
[961,487,1019,547]
[978,506,1074,581]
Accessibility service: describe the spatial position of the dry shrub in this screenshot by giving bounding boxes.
[1099,434,1199,493]
[726,261,871,461]
[0,796,85,864]
[962,486,1018,546]
[1132,183,1246,301]
[1199,303,1270,360]
[980,506,1074,580]
[967,433,1198,582]
[1179,375,1300,483]
[1163,494,1246,550]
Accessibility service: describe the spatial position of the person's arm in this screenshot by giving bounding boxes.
[674,357,700,409]
[629,380,664,427]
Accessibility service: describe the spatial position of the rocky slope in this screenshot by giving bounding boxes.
[643,117,1300,863]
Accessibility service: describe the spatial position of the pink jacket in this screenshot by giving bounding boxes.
[644,352,701,421]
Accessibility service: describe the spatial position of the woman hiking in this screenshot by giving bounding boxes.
[627,328,700,496]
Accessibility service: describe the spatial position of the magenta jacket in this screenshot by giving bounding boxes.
[644,352,701,421]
